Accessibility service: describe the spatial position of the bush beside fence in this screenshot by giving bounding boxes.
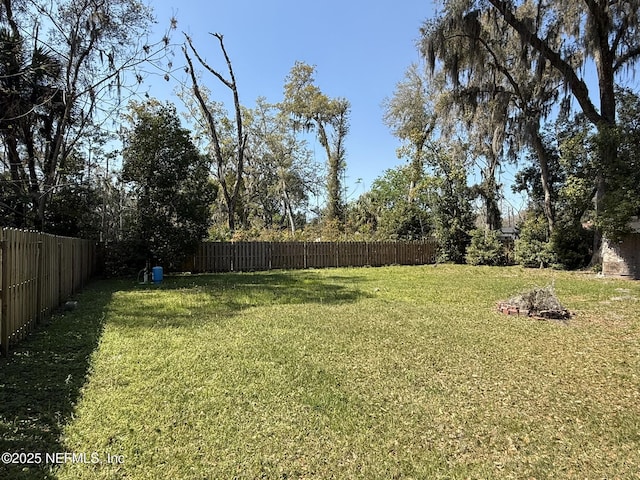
[184,240,438,273]
[0,228,98,356]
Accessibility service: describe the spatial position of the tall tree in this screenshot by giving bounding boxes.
[420,3,564,233]
[382,63,436,202]
[282,61,350,223]
[364,164,432,240]
[183,32,247,233]
[442,0,640,257]
[122,100,216,269]
[428,144,475,263]
[607,87,640,235]
[243,98,320,234]
[0,0,173,231]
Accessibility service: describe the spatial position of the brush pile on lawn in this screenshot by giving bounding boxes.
[497,285,570,320]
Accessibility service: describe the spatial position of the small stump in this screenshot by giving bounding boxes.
[497,286,570,321]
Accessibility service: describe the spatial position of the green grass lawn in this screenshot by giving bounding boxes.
[3,265,640,479]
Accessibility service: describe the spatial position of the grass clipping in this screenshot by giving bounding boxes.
[498,285,570,320]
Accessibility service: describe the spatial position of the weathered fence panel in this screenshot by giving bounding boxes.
[188,240,437,274]
[305,242,335,269]
[271,242,305,270]
[0,228,98,356]
[239,241,270,271]
[195,242,231,272]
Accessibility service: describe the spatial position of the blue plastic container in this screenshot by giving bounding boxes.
[152,266,163,284]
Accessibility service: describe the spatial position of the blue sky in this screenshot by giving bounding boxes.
[137,1,637,219]
[143,0,445,201]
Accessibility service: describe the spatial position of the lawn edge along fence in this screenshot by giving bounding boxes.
[183,240,438,273]
[0,228,99,356]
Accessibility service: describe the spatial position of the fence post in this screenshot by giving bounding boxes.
[58,241,62,305]
[71,241,76,294]
[36,240,43,324]
[1,235,9,357]
[304,242,307,269]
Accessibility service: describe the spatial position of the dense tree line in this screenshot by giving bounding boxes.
[367,0,640,267]
[2,0,639,272]
[0,1,350,270]
[0,0,172,233]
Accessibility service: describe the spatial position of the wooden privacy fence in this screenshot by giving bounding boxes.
[184,240,437,273]
[0,228,99,356]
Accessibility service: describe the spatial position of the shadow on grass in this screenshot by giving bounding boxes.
[107,270,373,329]
[0,280,125,480]
[0,270,370,478]
[171,270,371,300]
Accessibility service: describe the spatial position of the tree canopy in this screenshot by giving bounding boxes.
[2,0,639,272]
[0,0,173,232]
[121,101,216,269]
[282,61,350,224]
[412,0,640,264]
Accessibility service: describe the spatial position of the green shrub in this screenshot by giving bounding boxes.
[435,225,471,264]
[103,239,148,277]
[514,214,557,268]
[515,212,593,270]
[465,228,506,266]
[550,222,593,270]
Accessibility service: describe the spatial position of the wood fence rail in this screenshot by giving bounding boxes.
[0,228,99,356]
[184,240,437,273]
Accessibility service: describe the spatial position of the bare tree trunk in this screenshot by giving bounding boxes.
[184,33,247,233]
[326,105,348,223]
[482,151,502,231]
[529,126,555,234]
[590,3,618,266]
[408,138,426,204]
[317,121,342,222]
[282,181,296,235]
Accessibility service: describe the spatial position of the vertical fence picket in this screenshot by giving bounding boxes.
[234,242,243,272]
[271,242,282,269]
[306,242,316,268]
[36,239,43,323]
[10,230,17,344]
[272,242,283,269]
[0,229,8,357]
